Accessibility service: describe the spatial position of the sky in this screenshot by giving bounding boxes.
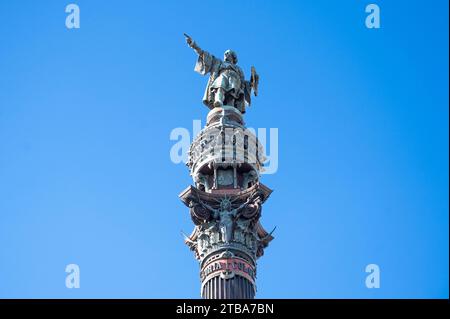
[0,0,448,298]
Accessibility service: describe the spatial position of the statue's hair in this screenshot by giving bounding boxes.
[220,197,232,208]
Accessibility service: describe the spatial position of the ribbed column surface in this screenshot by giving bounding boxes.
[202,275,255,299]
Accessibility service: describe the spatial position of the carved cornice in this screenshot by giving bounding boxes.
[179,183,272,207]
[179,183,274,261]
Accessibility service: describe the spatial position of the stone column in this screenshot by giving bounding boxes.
[179,105,274,299]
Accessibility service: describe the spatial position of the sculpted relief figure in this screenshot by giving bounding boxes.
[199,197,251,244]
[184,33,259,114]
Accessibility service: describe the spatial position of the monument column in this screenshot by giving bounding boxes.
[179,35,274,299]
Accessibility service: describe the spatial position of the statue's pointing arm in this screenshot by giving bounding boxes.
[184,33,203,56]
[184,33,215,76]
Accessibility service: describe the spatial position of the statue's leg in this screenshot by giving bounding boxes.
[214,88,225,108]
[236,94,245,113]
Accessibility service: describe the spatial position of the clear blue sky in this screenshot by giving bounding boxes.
[0,0,448,298]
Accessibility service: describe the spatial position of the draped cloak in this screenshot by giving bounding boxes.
[194,51,252,113]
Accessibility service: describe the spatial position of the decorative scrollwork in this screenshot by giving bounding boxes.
[188,198,212,225]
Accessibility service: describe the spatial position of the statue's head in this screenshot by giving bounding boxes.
[224,50,238,64]
[220,197,232,211]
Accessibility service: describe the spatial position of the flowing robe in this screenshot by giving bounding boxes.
[194,51,252,113]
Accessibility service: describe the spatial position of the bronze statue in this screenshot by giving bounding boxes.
[184,33,259,114]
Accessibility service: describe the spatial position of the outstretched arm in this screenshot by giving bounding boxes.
[235,197,252,214]
[198,199,215,213]
[184,33,203,56]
